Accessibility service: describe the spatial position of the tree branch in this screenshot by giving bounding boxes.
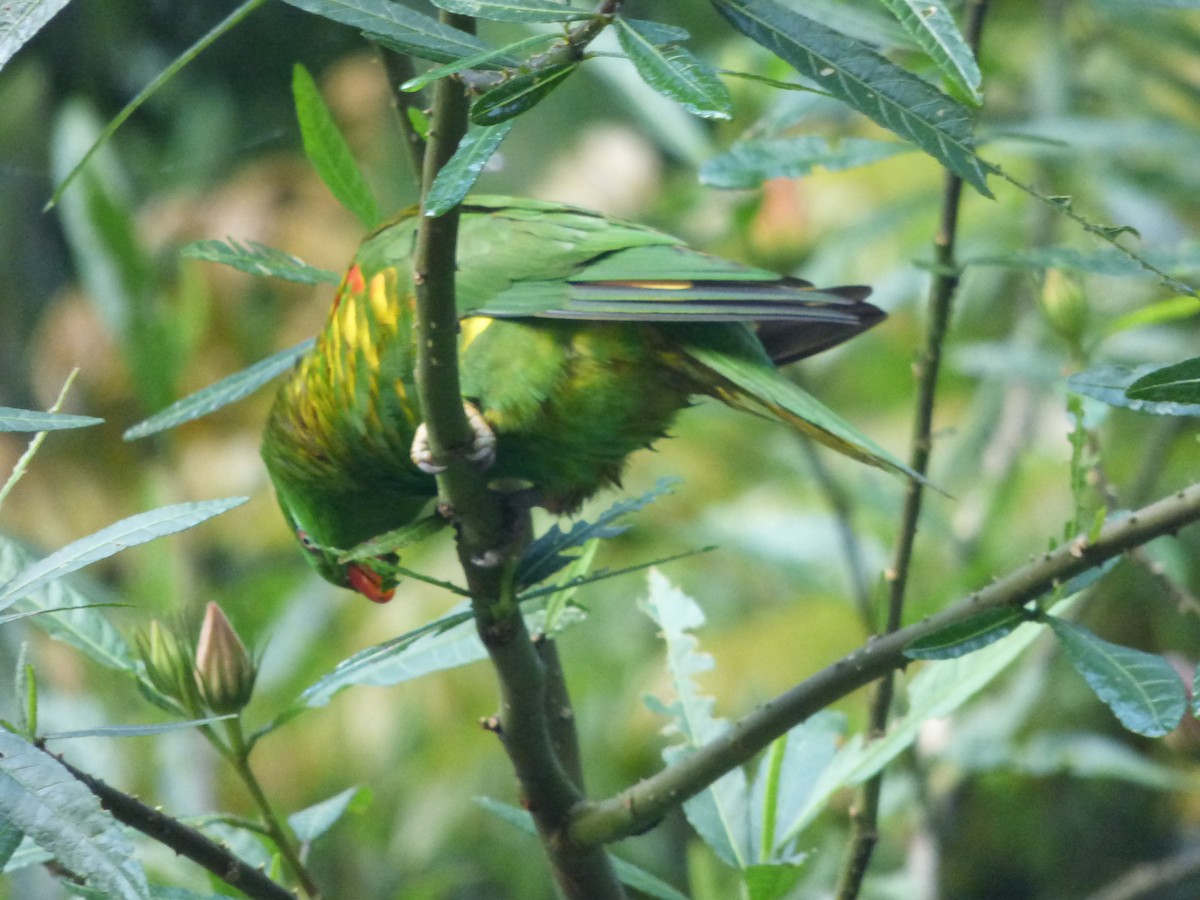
[567,480,1200,847]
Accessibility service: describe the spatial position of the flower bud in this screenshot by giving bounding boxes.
[135,620,203,716]
[1040,269,1088,344]
[194,602,257,715]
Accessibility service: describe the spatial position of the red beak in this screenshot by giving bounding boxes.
[347,564,396,603]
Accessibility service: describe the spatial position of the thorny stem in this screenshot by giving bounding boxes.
[835,3,992,897]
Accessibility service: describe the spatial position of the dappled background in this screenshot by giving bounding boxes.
[2,0,1200,897]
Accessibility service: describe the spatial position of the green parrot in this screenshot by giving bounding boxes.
[261,196,896,602]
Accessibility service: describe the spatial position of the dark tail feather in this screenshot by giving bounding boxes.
[757,294,886,365]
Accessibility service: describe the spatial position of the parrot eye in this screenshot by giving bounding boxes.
[297,530,320,553]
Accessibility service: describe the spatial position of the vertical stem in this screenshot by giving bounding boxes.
[835,4,991,898]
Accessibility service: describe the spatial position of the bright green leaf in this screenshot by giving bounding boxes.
[288,786,370,843]
[123,339,315,440]
[701,135,910,188]
[431,0,589,22]
[292,63,379,228]
[713,0,994,196]
[745,863,804,900]
[878,0,981,104]
[424,121,515,217]
[1047,616,1186,738]
[1126,356,1200,405]
[469,63,578,126]
[0,408,103,432]
[0,498,247,613]
[1068,364,1200,417]
[0,731,150,899]
[1106,296,1200,336]
[181,239,339,285]
[616,18,732,120]
[401,33,558,92]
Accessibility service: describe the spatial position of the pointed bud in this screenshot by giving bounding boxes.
[194,603,257,715]
[135,620,203,716]
[1040,269,1088,344]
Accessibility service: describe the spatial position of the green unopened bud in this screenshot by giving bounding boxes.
[135,620,203,716]
[1040,268,1088,344]
[194,603,257,715]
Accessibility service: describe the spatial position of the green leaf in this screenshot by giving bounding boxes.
[0,538,135,673]
[967,245,1200,278]
[616,18,732,120]
[713,0,994,196]
[123,339,315,440]
[0,408,103,432]
[0,0,71,73]
[0,498,247,613]
[288,786,370,843]
[470,63,578,126]
[878,0,981,104]
[44,0,266,210]
[643,570,750,868]
[430,0,589,22]
[701,135,910,189]
[1048,617,1186,737]
[424,121,515,217]
[1106,296,1200,336]
[1126,357,1200,405]
[1068,364,1200,417]
[622,18,690,45]
[517,477,680,588]
[284,0,504,66]
[745,863,804,900]
[401,33,558,92]
[338,514,448,562]
[40,716,234,741]
[474,797,691,900]
[181,239,339,285]
[292,63,379,229]
[0,813,23,870]
[905,606,1034,660]
[0,731,150,899]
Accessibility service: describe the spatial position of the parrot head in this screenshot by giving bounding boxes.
[276,497,398,603]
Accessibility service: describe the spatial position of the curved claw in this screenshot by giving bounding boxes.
[410,402,497,474]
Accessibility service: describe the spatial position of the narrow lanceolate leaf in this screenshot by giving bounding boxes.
[288,786,370,843]
[0,408,103,432]
[713,0,994,196]
[0,731,150,899]
[0,498,247,613]
[616,18,732,120]
[181,239,339,285]
[470,63,578,125]
[425,121,515,217]
[0,0,71,72]
[1126,356,1200,406]
[431,0,589,22]
[285,0,505,66]
[1047,616,1186,738]
[701,135,909,189]
[878,0,981,104]
[123,339,315,440]
[401,33,558,92]
[1068,364,1200,417]
[293,64,379,229]
[905,605,1034,660]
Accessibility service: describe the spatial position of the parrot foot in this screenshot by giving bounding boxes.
[411,402,497,474]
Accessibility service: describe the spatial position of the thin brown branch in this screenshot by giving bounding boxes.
[568,480,1200,847]
[50,750,295,900]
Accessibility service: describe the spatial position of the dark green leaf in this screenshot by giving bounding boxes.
[431,0,589,22]
[338,514,448,561]
[616,18,732,120]
[424,121,515,217]
[0,812,22,870]
[0,731,150,898]
[181,239,340,285]
[123,339,314,440]
[0,498,247,613]
[517,477,681,588]
[1126,357,1200,405]
[701,135,909,189]
[1068,364,1200,417]
[713,0,994,196]
[469,63,578,126]
[285,0,504,66]
[878,0,981,103]
[622,18,690,45]
[293,63,379,228]
[0,408,103,432]
[905,606,1034,660]
[1048,616,1186,738]
[401,33,558,92]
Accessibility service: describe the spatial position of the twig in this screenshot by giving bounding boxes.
[49,750,295,900]
[568,480,1200,846]
[378,50,427,182]
[835,3,992,896]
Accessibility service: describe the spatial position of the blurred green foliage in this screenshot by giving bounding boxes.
[2,0,1200,897]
